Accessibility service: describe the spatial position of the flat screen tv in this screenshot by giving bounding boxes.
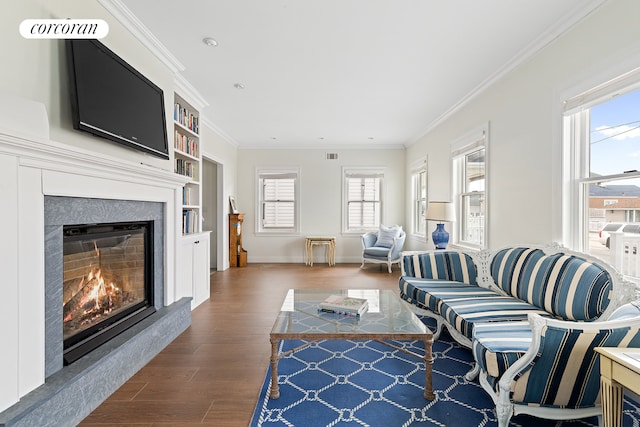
[66,39,169,159]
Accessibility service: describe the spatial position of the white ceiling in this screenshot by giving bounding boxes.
[112,0,605,149]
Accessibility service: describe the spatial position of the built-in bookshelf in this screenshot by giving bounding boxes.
[174,93,201,235]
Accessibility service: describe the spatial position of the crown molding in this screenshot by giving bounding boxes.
[174,74,208,111]
[201,117,239,147]
[406,0,608,147]
[97,0,185,74]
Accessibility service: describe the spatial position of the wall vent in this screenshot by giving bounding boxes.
[326,153,338,160]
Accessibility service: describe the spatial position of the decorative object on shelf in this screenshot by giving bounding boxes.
[229,196,238,214]
[425,201,455,250]
[229,213,247,267]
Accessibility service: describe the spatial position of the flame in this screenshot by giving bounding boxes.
[63,267,121,323]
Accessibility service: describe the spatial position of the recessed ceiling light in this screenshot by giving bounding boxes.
[202,37,218,47]
[368,137,375,140]
[234,83,245,89]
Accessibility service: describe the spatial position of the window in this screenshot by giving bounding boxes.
[410,161,427,236]
[343,168,384,233]
[564,68,640,279]
[257,169,299,233]
[452,125,488,249]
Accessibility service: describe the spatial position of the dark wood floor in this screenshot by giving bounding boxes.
[79,263,400,426]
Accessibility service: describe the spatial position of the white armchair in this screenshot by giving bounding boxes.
[360,225,406,273]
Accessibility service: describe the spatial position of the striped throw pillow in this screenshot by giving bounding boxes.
[374,225,402,248]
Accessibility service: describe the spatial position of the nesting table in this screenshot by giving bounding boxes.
[304,236,336,266]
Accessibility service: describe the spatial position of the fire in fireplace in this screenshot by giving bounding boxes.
[62,221,156,364]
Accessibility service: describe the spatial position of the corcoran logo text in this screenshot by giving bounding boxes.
[20,19,109,39]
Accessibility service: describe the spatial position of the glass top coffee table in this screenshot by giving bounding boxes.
[269,289,434,400]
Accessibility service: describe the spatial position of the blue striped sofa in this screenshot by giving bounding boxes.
[399,245,640,426]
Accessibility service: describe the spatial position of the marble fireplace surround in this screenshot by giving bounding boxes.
[0,95,194,426]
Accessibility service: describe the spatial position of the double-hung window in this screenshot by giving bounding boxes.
[343,168,384,233]
[257,169,299,233]
[563,68,640,279]
[452,125,488,249]
[410,160,427,236]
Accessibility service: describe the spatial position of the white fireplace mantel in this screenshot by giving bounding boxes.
[0,94,189,413]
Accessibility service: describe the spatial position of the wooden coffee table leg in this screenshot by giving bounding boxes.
[269,338,280,399]
[423,336,435,400]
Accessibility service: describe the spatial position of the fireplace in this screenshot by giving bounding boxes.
[62,221,156,364]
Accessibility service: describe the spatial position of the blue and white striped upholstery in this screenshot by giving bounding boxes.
[490,248,612,321]
[399,277,484,313]
[440,296,549,339]
[472,322,532,386]
[510,319,640,408]
[400,246,640,425]
[401,251,477,284]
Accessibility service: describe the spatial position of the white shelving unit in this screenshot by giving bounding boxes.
[173,84,210,310]
[173,93,201,234]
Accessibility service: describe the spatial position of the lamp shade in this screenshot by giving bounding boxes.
[425,201,455,223]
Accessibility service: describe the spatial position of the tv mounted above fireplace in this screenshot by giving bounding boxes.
[65,39,170,159]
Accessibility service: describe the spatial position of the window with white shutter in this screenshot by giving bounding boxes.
[343,168,384,233]
[257,169,299,233]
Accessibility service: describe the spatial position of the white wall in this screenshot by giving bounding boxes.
[3,1,173,171]
[406,0,640,250]
[3,0,239,266]
[236,148,405,263]
[201,124,238,270]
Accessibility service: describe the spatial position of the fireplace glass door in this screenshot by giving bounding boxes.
[62,221,155,364]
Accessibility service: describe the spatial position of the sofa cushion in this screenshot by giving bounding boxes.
[399,277,480,314]
[490,248,612,321]
[472,322,532,379]
[363,246,394,261]
[608,301,640,320]
[401,251,477,285]
[440,295,550,339]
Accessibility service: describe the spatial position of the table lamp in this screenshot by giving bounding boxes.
[425,201,455,250]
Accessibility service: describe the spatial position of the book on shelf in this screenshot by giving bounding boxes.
[174,130,198,157]
[182,209,199,234]
[175,158,196,179]
[174,102,199,134]
[318,294,368,316]
[182,186,197,206]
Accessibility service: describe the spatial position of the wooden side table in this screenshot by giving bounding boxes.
[304,236,336,266]
[595,347,640,427]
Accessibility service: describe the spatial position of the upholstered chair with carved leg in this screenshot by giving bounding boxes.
[472,308,640,426]
[361,225,406,273]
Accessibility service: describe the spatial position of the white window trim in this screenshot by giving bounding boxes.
[409,157,427,239]
[562,67,640,251]
[342,166,386,235]
[451,123,489,250]
[255,167,301,235]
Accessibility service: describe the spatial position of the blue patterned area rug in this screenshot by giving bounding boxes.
[250,319,640,427]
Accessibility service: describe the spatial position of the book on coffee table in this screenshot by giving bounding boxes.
[318,294,368,316]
